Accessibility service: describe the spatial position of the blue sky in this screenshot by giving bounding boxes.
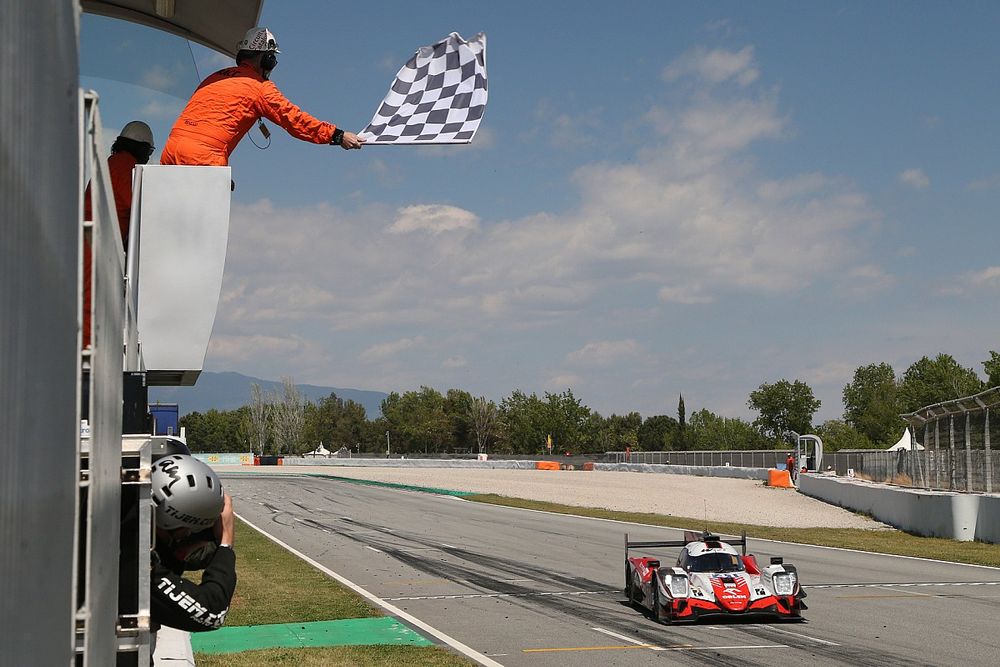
[80,2,1000,424]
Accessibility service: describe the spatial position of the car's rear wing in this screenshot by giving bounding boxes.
[625,530,748,557]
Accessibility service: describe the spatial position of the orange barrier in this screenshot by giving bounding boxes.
[536,461,561,471]
[767,469,793,488]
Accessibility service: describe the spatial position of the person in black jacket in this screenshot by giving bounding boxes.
[150,454,237,635]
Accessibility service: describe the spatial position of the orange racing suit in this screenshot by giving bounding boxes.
[160,64,336,166]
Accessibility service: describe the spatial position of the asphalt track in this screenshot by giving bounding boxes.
[222,473,1000,666]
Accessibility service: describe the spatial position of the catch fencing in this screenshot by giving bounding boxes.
[831,386,1000,493]
[607,449,790,469]
[829,449,1000,493]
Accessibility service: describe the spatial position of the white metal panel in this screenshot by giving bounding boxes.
[135,165,232,385]
[80,0,263,56]
[0,1,80,665]
[81,94,126,665]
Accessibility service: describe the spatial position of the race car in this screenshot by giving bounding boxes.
[624,530,806,623]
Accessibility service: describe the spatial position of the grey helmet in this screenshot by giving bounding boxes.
[151,455,224,531]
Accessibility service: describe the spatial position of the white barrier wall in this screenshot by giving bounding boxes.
[798,474,998,542]
[976,495,1000,544]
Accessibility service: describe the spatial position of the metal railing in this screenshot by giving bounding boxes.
[606,450,789,468]
[829,449,1000,493]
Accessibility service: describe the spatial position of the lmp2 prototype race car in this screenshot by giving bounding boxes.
[624,531,806,623]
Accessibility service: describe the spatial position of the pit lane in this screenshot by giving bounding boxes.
[222,473,1000,666]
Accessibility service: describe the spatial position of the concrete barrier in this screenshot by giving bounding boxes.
[593,462,769,480]
[798,474,999,542]
[976,495,1000,544]
[767,469,793,488]
[282,457,540,470]
[278,457,769,480]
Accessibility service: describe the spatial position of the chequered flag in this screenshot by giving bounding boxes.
[359,32,487,145]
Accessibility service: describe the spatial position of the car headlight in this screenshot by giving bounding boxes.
[773,572,796,596]
[668,574,689,598]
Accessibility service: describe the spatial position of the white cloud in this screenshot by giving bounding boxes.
[840,264,895,297]
[208,334,326,366]
[566,340,639,367]
[967,266,1000,288]
[544,373,583,391]
[898,168,929,189]
[388,204,479,234]
[139,64,181,92]
[534,101,603,148]
[360,337,424,363]
[936,266,1000,296]
[659,286,714,304]
[967,173,1000,191]
[663,46,759,87]
[442,355,467,369]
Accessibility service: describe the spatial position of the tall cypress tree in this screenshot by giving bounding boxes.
[677,394,686,450]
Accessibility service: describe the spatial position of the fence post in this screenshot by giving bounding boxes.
[949,415,956,491]
[985,408,993,494]
[923,423,930,489]
[934,420,940,489]
[965,412,973,492]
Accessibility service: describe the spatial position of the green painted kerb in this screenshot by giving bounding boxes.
[217,470,473,497]
[190,617,433,654]
[301,472,474,497]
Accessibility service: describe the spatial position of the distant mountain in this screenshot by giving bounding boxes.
[148,371,388,418]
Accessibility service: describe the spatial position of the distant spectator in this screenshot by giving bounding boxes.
[785,452,796,481]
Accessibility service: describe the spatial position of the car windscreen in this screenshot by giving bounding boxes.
[687,552,744,573]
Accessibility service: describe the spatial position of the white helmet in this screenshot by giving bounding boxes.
[119,120,153,147]
[237,27,280,53]
[151,455,224,531]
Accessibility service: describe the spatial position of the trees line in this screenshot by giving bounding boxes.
[179,350,1000,455]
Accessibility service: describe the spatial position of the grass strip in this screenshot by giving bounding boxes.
[466,493,1000,569]
[192,520,474,665]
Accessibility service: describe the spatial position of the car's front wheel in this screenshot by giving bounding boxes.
[651,581,670,624]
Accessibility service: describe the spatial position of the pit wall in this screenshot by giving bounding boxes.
[799,474,1000,543]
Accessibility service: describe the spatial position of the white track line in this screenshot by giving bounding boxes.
[808,581,1000,589]
[365,546,384,554]
[237,513,504,667]
[752,623,839,646]
[387,589,615,601]
[592,627,665,650]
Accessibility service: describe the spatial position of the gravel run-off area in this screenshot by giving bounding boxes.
[226,466,888,530]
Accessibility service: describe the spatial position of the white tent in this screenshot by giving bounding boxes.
[886,427,925,451]
[304,443,333,457]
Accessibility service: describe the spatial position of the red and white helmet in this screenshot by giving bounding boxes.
[237,27,280,53]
